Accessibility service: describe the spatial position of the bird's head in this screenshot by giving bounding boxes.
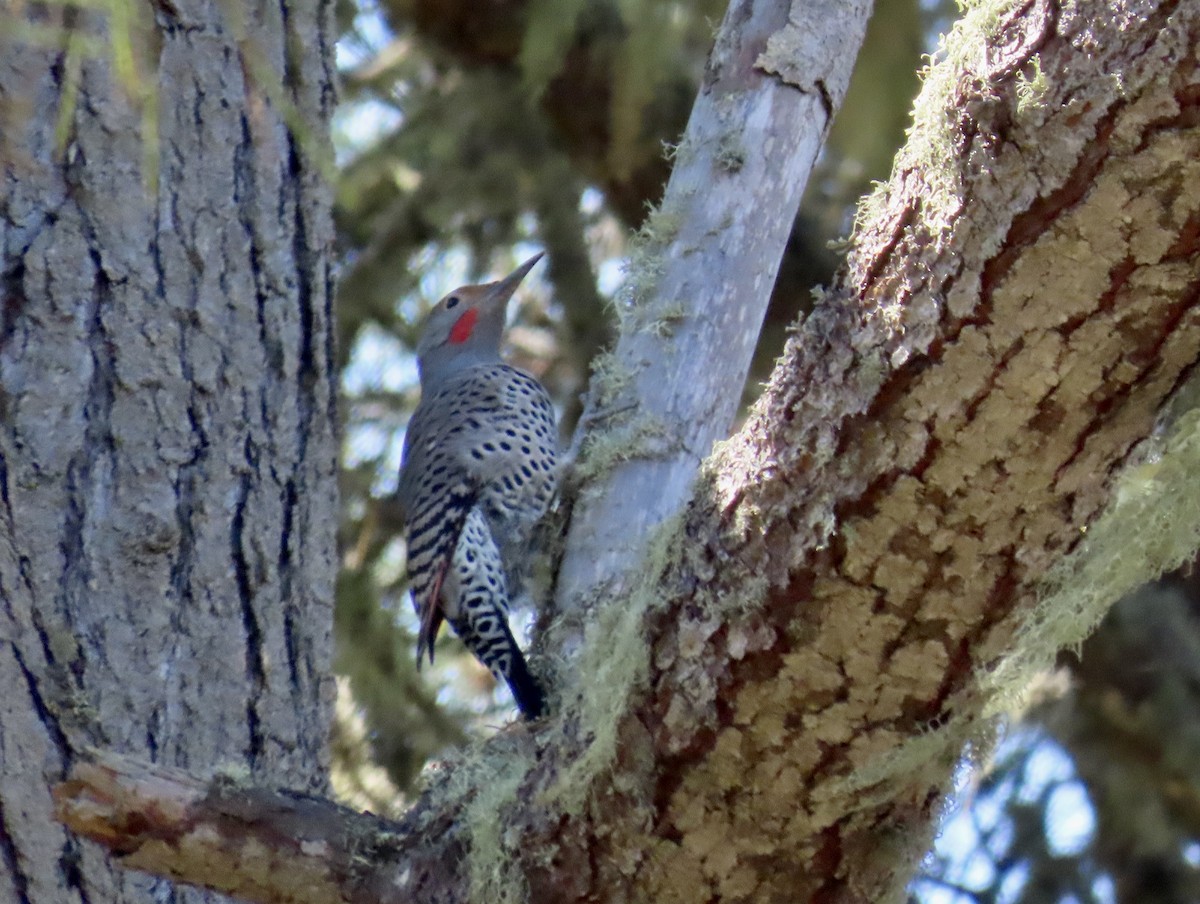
[416,253,543,386]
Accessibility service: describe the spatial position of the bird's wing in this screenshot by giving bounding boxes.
[398,392,480,667]
[407,479,476,667]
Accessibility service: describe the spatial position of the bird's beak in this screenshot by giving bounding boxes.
[487,252,543,305]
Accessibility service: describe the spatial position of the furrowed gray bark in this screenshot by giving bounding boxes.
[552,0,873,639]
[0,0,338,901]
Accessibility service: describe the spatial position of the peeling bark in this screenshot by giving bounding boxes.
[55,750,389,904]
[0,0,338,901]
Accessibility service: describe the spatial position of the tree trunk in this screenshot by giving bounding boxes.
[0,0,338,901]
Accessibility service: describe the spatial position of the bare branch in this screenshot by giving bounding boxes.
[554,0,873,634]
[54,750,414,904]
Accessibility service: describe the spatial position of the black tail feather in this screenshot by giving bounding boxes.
[450,611,547,719]
[504,645,546,720]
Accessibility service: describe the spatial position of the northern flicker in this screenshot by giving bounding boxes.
[398,253,556,718]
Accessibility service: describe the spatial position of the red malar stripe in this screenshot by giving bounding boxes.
[449,308,478,344]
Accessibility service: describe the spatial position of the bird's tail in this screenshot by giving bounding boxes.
[454,614,546,719]
[503,637,547,720]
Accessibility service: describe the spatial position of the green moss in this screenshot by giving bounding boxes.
[851,179,894,239]
[645,301,688,338]
[853,0,1023,236]
[826,408,1200,813]
[573,415,671,483]
[550,513,686,814]
[210,762,254,790]
[620,201,682,315]
[589,348,636,409]
[1015,56,1048,116]
[983,407,1200,711]
[641,204,683,244]
[466,748,536,904]
[715,133,746,172]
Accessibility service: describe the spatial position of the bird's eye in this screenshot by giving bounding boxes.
[446,295,460,310]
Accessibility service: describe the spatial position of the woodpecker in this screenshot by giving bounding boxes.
[398,253,556,718]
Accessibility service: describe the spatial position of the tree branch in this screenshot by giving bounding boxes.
[552,0,873,636]
[54,749,424,904]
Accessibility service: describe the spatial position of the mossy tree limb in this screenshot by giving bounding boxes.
[599,1,1200,900]
[53,1,1200,903]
